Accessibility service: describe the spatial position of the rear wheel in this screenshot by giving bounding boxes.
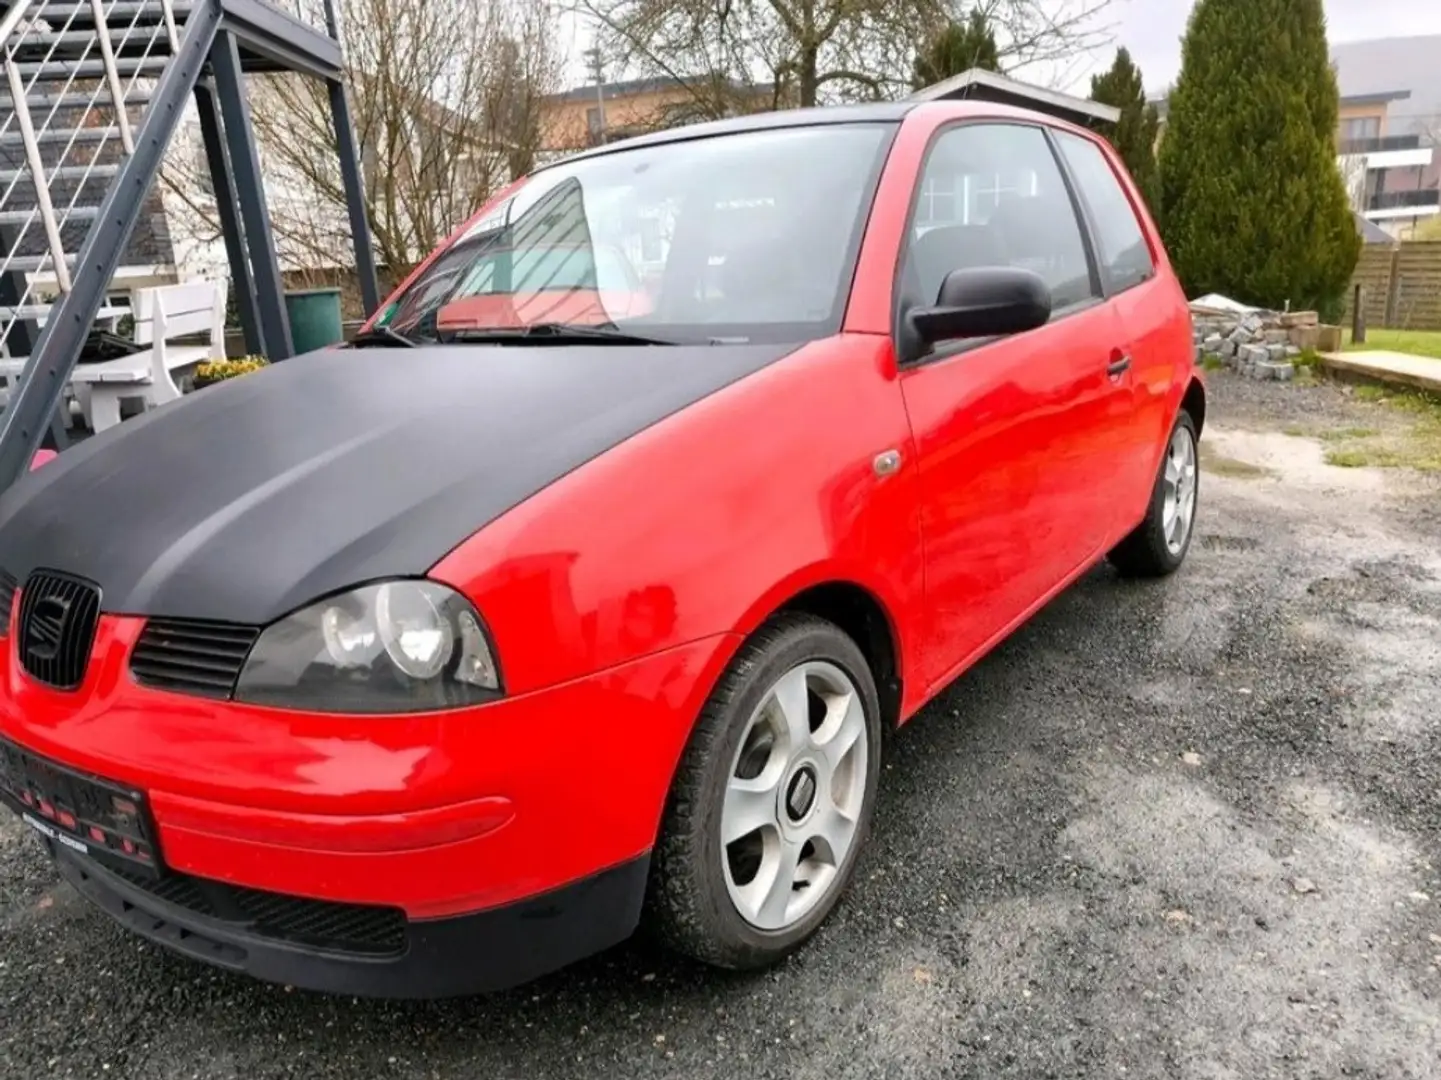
[1108,410,1200,578]
[646,614,881,969]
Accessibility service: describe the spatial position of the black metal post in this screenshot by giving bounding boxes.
[0,0,221,492]
[195,81,262,356]
[211,30,293,360]
[321,0,381,316]
[329,80,381,317]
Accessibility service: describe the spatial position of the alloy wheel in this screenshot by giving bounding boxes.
[720,660,868,932]
[1162,423,1198,555]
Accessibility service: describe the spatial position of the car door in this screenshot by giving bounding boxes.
[1052,129,1178,531]
[894,121,1128,689]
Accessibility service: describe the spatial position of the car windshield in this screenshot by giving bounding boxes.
[376,123,895,345]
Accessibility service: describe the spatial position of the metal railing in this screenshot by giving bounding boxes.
[1367,188,1441,212]
[0,0,183,358]
[1338,133,1424,156]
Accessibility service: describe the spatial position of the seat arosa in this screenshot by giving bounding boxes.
[0,100,1201,998]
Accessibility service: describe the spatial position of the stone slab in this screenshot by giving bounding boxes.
[1319,350,1441,394]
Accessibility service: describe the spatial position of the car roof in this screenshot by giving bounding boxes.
[537,102,917,169]
[535,99,1098,173]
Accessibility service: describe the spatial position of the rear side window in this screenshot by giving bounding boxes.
[1054,132,1154,292]
[907,123,1097,311]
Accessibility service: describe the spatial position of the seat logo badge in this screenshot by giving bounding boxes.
[873,450,902,478]
[26,596,72,662]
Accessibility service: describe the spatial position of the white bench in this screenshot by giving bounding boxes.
[0,302,130,410]
[70,280,227,432]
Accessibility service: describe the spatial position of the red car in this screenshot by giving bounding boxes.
[0,100,1201,998]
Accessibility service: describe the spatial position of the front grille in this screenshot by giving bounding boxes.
[108,864,408,956]
[17,571,101,690]
[130,618,260,699]
[0,570,16,637]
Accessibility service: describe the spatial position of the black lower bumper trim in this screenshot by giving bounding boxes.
[51,845,649,998]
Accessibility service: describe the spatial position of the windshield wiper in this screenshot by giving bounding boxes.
[444,322,675,346]
[347,325,419,348]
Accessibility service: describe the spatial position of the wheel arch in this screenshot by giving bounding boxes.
[762,578,905,732]
[1181,375,1206,438]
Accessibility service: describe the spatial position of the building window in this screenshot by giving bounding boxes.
[1339,116,1381,143]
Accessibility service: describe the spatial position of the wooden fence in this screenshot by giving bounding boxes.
[1344,240,1441,330]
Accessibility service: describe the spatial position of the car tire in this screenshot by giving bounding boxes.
[1108,409,1200,578]
[646,613,882,970]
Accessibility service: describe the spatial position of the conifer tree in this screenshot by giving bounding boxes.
[1157,0,1360,316]
[912,9,1001,91]
[1090,48,1160,212]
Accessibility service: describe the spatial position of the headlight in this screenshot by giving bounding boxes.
[235,580,501,713]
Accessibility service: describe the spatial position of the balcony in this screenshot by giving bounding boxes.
[1339,134,1422,155]
[1337,133,1435,170]
[1364,186,1441,219]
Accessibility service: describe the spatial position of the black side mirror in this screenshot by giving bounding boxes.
[907,266,1053,348]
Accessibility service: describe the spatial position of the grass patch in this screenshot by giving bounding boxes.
[1317,386,1441,471]
[1343,328,1441,359]
[1292,348,1323,369]
[1201,354,1228,372]
[1319,426,1381,441]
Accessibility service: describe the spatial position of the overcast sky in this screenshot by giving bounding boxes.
[1106,0,1441,94]
[559,1,1441,96]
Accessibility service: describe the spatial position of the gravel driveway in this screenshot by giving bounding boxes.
[3,371,1439,1080]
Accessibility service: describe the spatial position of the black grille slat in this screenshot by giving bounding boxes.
[108,865,406,956]
[17,571,101,690]
[0,571,16,637]
[130,618,261,699]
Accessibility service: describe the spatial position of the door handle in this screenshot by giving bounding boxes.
[1107,354,1132,377]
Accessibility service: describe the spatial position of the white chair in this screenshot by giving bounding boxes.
[71,279,227,432]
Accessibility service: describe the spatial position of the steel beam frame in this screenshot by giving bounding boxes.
[194,80,262,356]
[0,0,222,489]
[210,30,291,361]
[0,0,377,491]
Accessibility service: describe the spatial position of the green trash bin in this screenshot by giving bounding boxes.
[283,287,344,354]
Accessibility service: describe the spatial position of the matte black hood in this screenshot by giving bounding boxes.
[0,342,794,625]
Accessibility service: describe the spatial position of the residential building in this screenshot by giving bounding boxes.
[538,76,775,156]
[1150,35,1441,240]
[1330,35,1441,238]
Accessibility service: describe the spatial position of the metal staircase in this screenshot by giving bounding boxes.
[0,0,184,358]
[0,0,376,490]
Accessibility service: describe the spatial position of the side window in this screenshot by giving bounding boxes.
[906,123,1097,312]
[1054,132,1155,292]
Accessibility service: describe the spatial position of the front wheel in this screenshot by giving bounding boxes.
[1108,410,1200,578]
[646,614,882,970]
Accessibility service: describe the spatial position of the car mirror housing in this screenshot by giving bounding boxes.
[907,266,1053,349]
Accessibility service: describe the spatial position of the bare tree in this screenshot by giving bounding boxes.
[575,0,1113,117]
[162,0,562,285]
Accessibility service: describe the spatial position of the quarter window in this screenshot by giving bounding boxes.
[1054,132,1155,292]
[906,123,1097,312]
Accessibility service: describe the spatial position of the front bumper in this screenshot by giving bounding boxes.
[43,833,648,998]
[1,615,740,993]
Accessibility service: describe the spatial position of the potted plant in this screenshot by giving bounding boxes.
[193,355,269,389]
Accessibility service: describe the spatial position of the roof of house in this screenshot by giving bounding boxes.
[910,68,1120,126]
[546,76,767,104]
[1330,35,1441,136]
